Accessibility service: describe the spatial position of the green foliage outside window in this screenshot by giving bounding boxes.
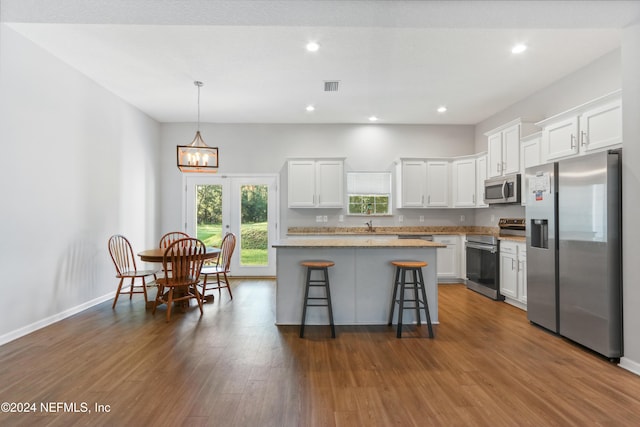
[348,195,390,215]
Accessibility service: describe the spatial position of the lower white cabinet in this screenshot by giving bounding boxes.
[434,235,460,282]
[499,240,527,310]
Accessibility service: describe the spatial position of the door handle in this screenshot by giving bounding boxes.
[571,134,576,149]
[581,131,587,147]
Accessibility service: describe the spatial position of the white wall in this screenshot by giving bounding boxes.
[619,23,640,375]
[0,26,161,344]
[159,123,477,236]
[473,48,622,227]
[474,48,622,152]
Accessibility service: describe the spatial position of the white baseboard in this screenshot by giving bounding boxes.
[619,357,640,377]
[0,292,114,347]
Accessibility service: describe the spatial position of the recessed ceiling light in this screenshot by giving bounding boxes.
[437,106,447,113]
[306,105,315,112]
[511,43,527,54]
[368,116,379,122]
[306,42,320,52]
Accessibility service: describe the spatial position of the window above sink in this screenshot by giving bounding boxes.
[346,171,392,216]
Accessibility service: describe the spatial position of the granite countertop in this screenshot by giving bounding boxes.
[287,226,499,236]
[273,238,446,248]
[498,235,526,243]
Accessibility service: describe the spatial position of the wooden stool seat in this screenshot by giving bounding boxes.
[300,260,336,338]
[388,260,434,339]
[391,261,427,268]
[301,260,335,268]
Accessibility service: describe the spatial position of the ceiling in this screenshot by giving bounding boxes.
[3,1,638,125]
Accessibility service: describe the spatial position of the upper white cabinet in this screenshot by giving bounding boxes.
[288,159,344,208]
[452,157,476,207]
[475,154,488,208]
[485,119,538,179]
[397,160,427,207]
[396,159,450,208]
[537,90,622,162]
[426,160,450,207]
[520,132,542,206]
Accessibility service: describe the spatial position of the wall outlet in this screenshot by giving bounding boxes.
[419,215,425,222]
[491,214,495,223]
[460,215,465,222]
[316,215,323,223]
[398,215,404,222]
[323,215,328,222]
[338,215,344,222]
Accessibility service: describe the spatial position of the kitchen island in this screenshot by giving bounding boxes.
[273,237,445,326]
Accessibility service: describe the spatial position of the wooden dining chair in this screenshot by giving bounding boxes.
[108,234,158,309]
[153,237,206,322]
[159,231,190,248]
[158,232,190,278]
[200,232,236,303]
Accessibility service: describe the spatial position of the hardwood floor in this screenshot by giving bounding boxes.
[1,281,640,426]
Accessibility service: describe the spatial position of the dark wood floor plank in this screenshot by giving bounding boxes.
[1,281,640,426]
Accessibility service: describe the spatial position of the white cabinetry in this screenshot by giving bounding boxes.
[396,159,450,208]
[288,159,344,208]
[434,235,459,282]
[486,119,538,179]
[520,132,542,206]
[537,91,622,162]
[475,154,488,207]
[452,157,476,207]
[426,161,450,207]
[499,240,527,310]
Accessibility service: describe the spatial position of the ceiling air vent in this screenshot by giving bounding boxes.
[324,80,340,92]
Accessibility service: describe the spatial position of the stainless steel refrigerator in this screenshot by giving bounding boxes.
[525,149,622,359]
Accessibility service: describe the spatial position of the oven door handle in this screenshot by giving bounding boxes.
[466,242,497,253]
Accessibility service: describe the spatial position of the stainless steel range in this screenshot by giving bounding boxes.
[466,218,525,300]
[465,234,501,300]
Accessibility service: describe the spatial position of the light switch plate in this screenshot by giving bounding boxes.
[398,215,404,222]
[316,215,323,222]
[419,215,425,222]
[323,215,328,222]
[338,215,344,222]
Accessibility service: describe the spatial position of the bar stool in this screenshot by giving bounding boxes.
[300,260,336,338]
[388,260,434,339]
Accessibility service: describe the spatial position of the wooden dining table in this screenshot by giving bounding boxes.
[138,246,221,263]
[138,246,221,308]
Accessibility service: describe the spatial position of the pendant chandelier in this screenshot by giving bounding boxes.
[177,81,219,173]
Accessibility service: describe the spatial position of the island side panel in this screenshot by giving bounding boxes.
[354,247,438,325]
[275,247,357,325]
[275,245,438,325]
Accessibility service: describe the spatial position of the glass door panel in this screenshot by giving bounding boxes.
[195,183,224,248]
[185,175,277,277]
[239,184,269,267]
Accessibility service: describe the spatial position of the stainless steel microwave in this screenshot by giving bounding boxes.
[484,173,521,205]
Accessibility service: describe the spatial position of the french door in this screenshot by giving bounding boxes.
[184,175,278,276]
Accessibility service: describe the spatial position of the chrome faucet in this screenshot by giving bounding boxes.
[365,220,374,232]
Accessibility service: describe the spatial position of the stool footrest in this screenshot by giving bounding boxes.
[300,262,336,339]
[388,263,434,339]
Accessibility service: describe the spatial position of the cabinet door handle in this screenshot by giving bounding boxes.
[497,162,501,173]
[512,259,515,270]
[428,195,431,204]
[421,195,424,205]
[502,161,506,172]
[581,131,587,147]
[571,134,576,149]
[472,194,476,203]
